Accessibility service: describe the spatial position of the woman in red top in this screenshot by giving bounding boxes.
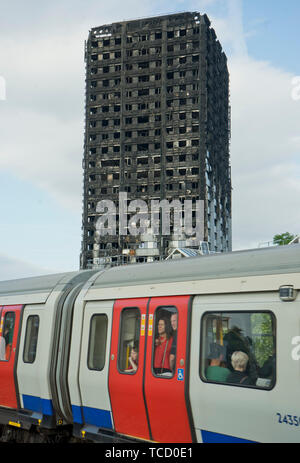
[154,318,173,374]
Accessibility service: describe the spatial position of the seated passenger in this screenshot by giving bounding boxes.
[259,351,275,379]
[206,343,230,382]
[125,346,139,372]
[227,351,251,385]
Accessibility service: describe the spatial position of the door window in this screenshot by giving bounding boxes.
[118,308,140,374]
[200,311,276,389]
[0,312,15,361]
[88,314,108,371]
[23,315,39,363]
[152,306,178,378]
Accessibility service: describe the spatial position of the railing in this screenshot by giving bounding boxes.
[86,254,165,269]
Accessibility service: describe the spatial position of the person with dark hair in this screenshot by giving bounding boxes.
[154,318,173,374]
[125,345,139,372]
[223,326,248,364]
[259,348,276,380]
[169,313,178,371]
[206,343,230,382]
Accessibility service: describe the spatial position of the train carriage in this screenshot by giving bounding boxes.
[0,245,299,443]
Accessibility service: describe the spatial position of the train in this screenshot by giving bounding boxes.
[0,244,299,443]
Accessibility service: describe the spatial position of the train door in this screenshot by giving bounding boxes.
[0,305,23,408]
[78,300,113,430]
[189,294,280,443]
[144,296,194,443]
[17,306,42,415]
[108,298,150,440]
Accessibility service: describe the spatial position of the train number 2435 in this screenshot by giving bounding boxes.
[276,413,300,427]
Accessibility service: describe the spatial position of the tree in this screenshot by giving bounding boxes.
[273,232,295,246]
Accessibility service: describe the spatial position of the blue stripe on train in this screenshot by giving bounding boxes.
[72,404,113,429]
[22,394,53,416]
[72,405,83,424]
[201,429,256,443]
[23,396,112,430]
[25,397,251,442]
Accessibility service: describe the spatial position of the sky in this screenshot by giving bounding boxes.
[0,0,299,279]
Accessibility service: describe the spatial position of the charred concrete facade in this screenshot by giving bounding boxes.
[80,12,232,269]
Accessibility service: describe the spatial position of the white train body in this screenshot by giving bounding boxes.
[0,245,298,443]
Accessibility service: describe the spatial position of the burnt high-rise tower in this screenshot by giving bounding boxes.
[80,12,231,269]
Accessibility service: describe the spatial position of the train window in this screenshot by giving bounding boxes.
[152,307,178,378]
[118,308,140,374]
[23,315,39,363]
[0,312,15,361]
[88,314,108,371]
[200,311,276,389]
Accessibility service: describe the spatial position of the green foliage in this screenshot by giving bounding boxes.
[273,232,295,246]
[251,313,274,366]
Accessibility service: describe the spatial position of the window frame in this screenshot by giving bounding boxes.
[23,314,40,364]
[200,310,276,390]
[87,313,108,372]
[0,312,15,362]
[117,307,141,375]
[151,306,178,379]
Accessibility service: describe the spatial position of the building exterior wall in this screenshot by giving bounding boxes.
[80,12,231,269]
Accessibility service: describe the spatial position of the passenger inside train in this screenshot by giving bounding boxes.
[259,350,275,378]
[153,317,173,375]
[227,351,251,385]
[205,343,230,382]
[152,307,179,376]
[125,345,139,372]
[169,312,178,371]
[3,313,15,361]
[201,312,276,389]
[118,308,141,374]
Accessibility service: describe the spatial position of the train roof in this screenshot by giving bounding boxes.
[85,244,300,300]
[91,244,300,287]
[0,245,300,305]
[0,270,98,305]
